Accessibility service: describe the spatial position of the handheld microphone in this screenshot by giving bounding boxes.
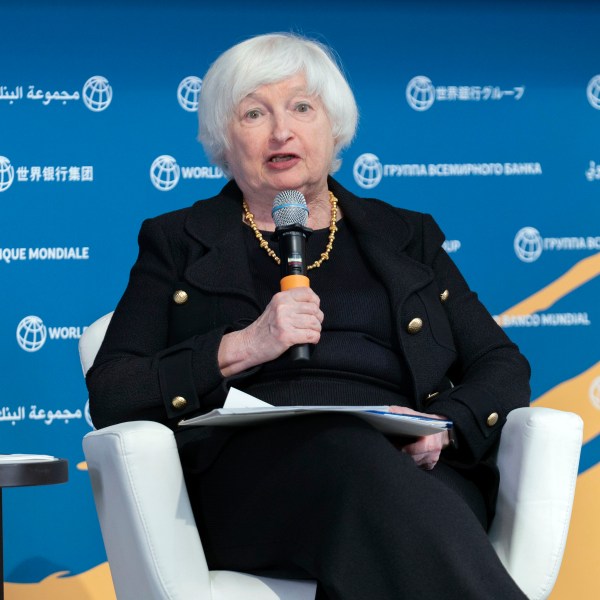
[272,190,313,361]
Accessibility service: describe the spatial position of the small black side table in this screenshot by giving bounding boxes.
[0,457,68,600]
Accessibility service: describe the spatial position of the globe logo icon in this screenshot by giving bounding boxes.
[587,75,600,110]
[514,227,543,263]
[16,315,47,352]
[406,76,435,112]
[590,377,600,411]
[0,155,15,193]
[177,76,202,112]
[84,399,95,429]
[353,153,383,189]
[82,75,113,112]
[150,155,180,191]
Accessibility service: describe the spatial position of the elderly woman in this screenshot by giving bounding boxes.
[88,33,530,599]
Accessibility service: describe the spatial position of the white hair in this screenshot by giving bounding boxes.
[198,33,358,176]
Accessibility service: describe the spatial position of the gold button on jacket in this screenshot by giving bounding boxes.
[171,396,188,410]
[440,289,450,302]
[407,317,423,334]
[486,412,499,427]
[173,290,189,305]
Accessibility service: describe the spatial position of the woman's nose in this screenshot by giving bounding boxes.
[270,111,292,143]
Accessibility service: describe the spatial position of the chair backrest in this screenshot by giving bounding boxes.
[79,312,113,375]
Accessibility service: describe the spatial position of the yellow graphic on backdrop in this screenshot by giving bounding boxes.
[495,251,600,440]
[498,252,600,317]
[5,563,116,600]
[550,460,600,599]
[534,361,600,442]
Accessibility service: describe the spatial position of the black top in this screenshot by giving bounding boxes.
[240,220,414,407]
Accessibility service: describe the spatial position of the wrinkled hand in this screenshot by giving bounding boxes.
[247,287,323,360]
[388,405,451,470]
[219,287,323,376]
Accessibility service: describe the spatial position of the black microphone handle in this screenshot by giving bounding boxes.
[290,343,311,361]
[274,226,313,362]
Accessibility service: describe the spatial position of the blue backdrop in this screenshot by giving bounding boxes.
[1,1,598,597]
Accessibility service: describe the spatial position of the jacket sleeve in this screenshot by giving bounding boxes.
[86,217,229,430]
[419,214,531,466]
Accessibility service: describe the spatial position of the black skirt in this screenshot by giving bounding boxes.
[181,413,526,600]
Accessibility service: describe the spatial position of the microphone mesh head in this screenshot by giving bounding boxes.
[272,190,309,228]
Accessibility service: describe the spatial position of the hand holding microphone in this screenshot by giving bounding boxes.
[218,190,322,376]
[272,190,315,361]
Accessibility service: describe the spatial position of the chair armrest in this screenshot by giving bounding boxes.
[83,420,212,600]
[489,406,583,600]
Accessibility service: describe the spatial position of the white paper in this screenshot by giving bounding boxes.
[224,387,273,408]
[180,388,452,437]
[0,454,57,463]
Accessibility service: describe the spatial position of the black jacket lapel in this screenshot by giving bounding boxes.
[183,181,260,309]
[328,179,434,312]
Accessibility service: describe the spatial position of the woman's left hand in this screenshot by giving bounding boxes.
[388,406,451,470]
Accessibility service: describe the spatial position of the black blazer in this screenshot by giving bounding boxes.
[87,178,530,513]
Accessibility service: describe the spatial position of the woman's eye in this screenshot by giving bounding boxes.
[295,103,311,113]
[245,109,261,119]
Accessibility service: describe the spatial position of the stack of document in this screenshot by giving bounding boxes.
[0,454,57,463]
[179,388,452,437]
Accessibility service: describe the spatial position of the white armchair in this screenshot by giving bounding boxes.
[81,313,583,600]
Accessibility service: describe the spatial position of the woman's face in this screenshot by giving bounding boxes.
[225,73,335,203]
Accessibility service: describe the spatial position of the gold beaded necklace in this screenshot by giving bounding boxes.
[242,191,338,270]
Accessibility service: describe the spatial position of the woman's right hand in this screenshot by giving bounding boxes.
[218,287,324,377]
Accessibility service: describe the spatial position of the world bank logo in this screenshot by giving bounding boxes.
[353,153,383,189]
[82,76,113,112]
[84,399,95,429]
[0,156,15,192]
[177,76,202,112]
[150,155,180,191]
[590,377,600,410]
[406,76,435,111]
[514,227,543,263]
[587,75,600,110]
[16,315,47,352]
